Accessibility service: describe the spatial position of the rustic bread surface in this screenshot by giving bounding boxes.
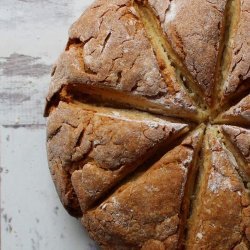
[45,0,250,248]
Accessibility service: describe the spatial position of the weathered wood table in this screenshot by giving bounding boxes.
[0,0,98,249]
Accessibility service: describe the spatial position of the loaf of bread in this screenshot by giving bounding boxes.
[45,0,250,249]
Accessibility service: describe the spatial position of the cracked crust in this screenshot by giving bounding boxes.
[44,0,250,248]
[83,128,204,249]
[221,0,250,103]
[45,0,202,120]
[216,94,250,125]
[144,0,227,104]
[222,125,250,164]
[47,101,189,214]
[187,128,250,250]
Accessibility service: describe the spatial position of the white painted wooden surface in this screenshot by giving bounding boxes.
[0,0,98,249]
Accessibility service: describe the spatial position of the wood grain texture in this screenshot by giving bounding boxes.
[0,0,98,249]
[0,0,92,126]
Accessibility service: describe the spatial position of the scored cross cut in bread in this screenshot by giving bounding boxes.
[186,127,250,250]
[47,101,190,215]
[44,0,250,248]
[83,126,205,249]
[45,0,206,122]
[139,0,228,105]
[215,94,250,126]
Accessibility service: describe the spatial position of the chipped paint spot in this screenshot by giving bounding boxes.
[54,206,59,215]
[2,213,13,233]
[0,53,51,77]
[0,92,31,104]
[3,124,46,129]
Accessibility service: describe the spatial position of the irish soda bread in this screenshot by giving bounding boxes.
[45,0,250,249]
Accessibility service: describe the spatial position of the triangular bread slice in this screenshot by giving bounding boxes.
[137,0,228,105]
[83,127,205,249]
[45,0,204,121]
[221,125,250,178]
[215,94,250,126]
[187,127,250,249]
[47,101,189,215]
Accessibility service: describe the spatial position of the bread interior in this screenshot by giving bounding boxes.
[67,98,190,126]
[55,83,207,123]
[178,125,205,248]
[185,126,209,247]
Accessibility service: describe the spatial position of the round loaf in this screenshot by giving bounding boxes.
[45,0,250,249]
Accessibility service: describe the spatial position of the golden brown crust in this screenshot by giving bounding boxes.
[47,101,189,214]
[45,0,200,120]
[221,125,250,180]
[187,128,250,250]
[222,125,250,164]
[49,159,82,217]
[222,0,250,102]
[141,240,166,250]
[44,0,250,248]
[216,94,250,125]
[83,128,204,249]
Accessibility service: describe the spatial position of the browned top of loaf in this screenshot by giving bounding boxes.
[47,101,188,215]
[186,129,250,250]
[46,0,198,119]
[83,128,203,249]
[45,0,250,249]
